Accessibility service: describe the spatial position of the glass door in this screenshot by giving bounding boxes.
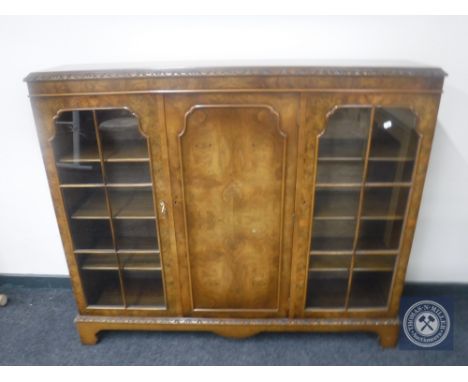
[53,109,165,309]
[306,106,419,310]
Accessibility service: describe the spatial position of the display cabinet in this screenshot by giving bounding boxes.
[26,63,445,347]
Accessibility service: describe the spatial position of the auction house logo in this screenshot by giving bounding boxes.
[402,300,450,348]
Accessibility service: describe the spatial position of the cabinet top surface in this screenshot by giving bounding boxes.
[25,60,447,82]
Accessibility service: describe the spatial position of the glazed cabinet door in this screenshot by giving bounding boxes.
[31,95,181,316]
[291,93,441,318]
[165,94,299,317]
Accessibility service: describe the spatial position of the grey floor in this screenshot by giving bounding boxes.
[0,281,466,365]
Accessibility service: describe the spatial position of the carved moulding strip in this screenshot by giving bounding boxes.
[25,66,447,82]
[75,315,399,327]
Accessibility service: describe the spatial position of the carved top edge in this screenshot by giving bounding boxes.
[25,65,447,82]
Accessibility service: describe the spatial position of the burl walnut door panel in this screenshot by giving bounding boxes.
[165,94,299,317]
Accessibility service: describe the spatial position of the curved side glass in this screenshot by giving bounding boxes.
[53,109,165,308]
[307,107,419,309]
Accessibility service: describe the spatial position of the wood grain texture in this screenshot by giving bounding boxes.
[179,105,286,310]
[165,93,299,317]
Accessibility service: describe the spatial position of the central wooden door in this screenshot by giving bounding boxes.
[165,94,299,317]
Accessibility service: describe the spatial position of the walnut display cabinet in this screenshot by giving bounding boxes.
[25,63,445,347]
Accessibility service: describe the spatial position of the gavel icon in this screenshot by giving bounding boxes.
[418,314,436,331]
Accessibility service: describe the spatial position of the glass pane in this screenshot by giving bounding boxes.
[56,163,103,185]
[318,108,371,159]
[367,108,418,184]
[80,269,123,306]
[69,219,113,252]
[357,220,403,251]
[114,219,159,252]
[123,271,165,307]
[361,187,409,219]
[316,161,364,184]
[307,108,371,309]
[314,188,360,218]
[62,188,108,219]
[53,111,102,185]
[306,271,349,308]
[105,162,151,184]
[97,110,148,161]
[316,107,370,186]
[53,108,166,309]
[108,188,155,219]
[311,219,356,252]
[307,106,419,311]
[348,271,393,308]
[366,160,414,183]
[370,108,419,159]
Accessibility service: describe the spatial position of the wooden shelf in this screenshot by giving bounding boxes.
[104,141,149,162]
[309,255,351,271]
[317,161,414,187]
[71,191,108,219]
[316,182,412,188]
[308,254,396,272]
[74,239,114,254]
[106,183,153,188]
[318,157,415,163]
[354,255,396,272]
[105,162,151,184]
[319,138,416,162]
[120,254,161,270]
[311,249,399,256]
[60,183,105,189]
[110,190,155,219]
[311,237,400,253]
[80,254,117,270]
[116,237,159,253]
[80,253,161,271]
[314,186,408,220]
[70,189,155,219]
